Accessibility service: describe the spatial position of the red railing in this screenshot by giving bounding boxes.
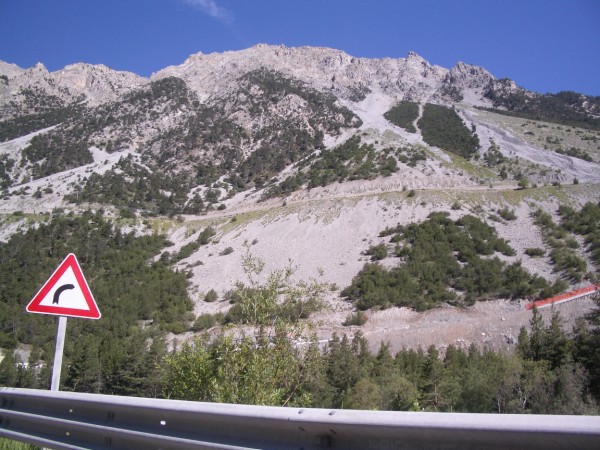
[525,284,600,310]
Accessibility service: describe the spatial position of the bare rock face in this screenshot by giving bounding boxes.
[152,44,456,104]
[0,60,147,120]
[0,61,25,79]
[484,77,526,104]
[444,61,495,90]
[52,63,148,105]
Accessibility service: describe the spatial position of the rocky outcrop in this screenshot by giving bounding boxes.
[0,60,147,120]
[153,44,460,104]
[52,63,148,105]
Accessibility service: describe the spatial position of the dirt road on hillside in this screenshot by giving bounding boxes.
[314,296,596,354]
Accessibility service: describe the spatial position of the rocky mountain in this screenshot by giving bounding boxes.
[1,44,599,352]
[153,46,452,103]
[0,61,146,116]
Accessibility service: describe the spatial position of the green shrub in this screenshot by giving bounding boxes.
[163,322,187,334]
[192,312,224,331]
[481,89,600,131]
[365,243,388,261]
[171,226,217,264]
[343,311,368,326]
[204,289,218,302]
[533,203,598,279]
[498,208,517,221]
[198,226,217,245]
[0,438,39,449]
[223,250,325,325]
[550,247,586,281]
[525,247,546,257]
[517,177,530,189]
[264,136,413,198]
[565,238,580,249]
[119,207,137,219]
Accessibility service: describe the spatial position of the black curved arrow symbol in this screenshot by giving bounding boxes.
[53,284,75,305]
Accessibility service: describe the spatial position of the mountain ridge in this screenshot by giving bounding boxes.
[0,44,502,112]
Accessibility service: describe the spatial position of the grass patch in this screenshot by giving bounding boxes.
[443,152,498,180]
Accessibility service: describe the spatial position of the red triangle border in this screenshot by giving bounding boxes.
[26,253,101,319]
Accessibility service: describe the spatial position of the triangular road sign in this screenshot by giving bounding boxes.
[26,253,101,319]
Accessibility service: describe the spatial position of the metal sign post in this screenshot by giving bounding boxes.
[50,316,68,391]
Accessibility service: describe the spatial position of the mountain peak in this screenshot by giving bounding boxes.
[407,51,425,60]
[445,61,495,90]
[27,62,49,74]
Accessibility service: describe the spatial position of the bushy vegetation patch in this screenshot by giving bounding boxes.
[483,140,507,168]
[23,130,93,179]
[533,203,599,281]
[223,250,325,325]
[220,247,234,256]
[555,146,593,162]
[0,87,85,143]
[67,156,218,216]
[497,208,517,221]
[168,226,216,264]
[482,88,600,131]
[191,312,224,331]
[204,289,219,303]
[525,247,546,257]
[343,212,557,311]
[18,77,198,180]
[384,101,419,132]
[264,136,427,198]
[35,71,361,204]
[0,155,15,190]
[558,202,600,271]
[418,104,480,159]
[342,311,368,326]
[365,243,388,261]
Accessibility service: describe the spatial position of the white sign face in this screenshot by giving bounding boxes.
[26,253,101,319]
[36,266,91,310]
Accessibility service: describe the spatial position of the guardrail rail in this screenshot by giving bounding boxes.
[0,388,599,449]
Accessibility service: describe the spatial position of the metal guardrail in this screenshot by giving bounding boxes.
[0,388,599,449]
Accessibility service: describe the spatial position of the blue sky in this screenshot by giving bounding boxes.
[1,0,599,95]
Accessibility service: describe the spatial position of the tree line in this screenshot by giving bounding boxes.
[162,302,600,414]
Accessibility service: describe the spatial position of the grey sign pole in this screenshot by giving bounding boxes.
[50,316,67,391]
